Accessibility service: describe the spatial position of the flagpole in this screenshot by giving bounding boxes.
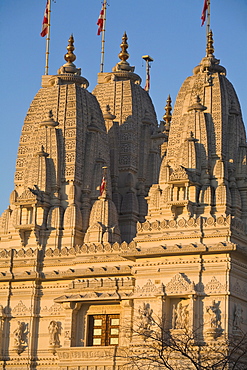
[100,0,107,73]
[45,0,51,75]
[206,0,211,37]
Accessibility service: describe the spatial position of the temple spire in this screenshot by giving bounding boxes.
[163,95,172,124]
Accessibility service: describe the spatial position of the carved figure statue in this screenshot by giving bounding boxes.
[233,304,243,330]
[172,302,189,329]
[206,300,221,329]
[13,321,25,347]
[138,303,153,340]
[48,320,60,346]
[0,305,4,330]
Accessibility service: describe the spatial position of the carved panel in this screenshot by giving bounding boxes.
[134,279,163,297]
[166,273,195,294]
[12,301,30,316]
[204,276,226,294]
[41,303,64,315]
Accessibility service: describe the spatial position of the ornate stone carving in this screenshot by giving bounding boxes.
[204,276,226,294]
[1,24,247,370]
[170,166,190,181]
[172,301,189,329]
[206,300,222,339]
[137,303,154,340]
[48,320,60,349]
[12,301,30,316]
[233,304,243,331]
[13,321,27,354]
[231,280,247,298]
[134,279,164,297]
[41,302,64,315]
[166,273,195,294]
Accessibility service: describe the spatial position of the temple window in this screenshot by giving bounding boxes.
[87,314,120,346]
[21,207,33,224]
[173,186,186,201]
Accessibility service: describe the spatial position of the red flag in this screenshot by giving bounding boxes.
[100,176,106,195]
[201,0,208,26]
[97,5,105,35]
[41,0,49,37]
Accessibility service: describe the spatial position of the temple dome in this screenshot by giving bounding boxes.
[137,31,247,247]
[163,31,245,173]
[0,36,110,248]
[84,188,121,244]
[93,33,163,242]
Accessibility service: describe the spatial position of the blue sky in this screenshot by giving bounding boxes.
[0,0,246,214]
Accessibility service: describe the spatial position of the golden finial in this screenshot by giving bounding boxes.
[163,95,172,124]
[206,30,214,57]
[64,34,76,63]
[118,32,129,62]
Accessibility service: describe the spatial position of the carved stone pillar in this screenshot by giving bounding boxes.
[189,294,198,340]
[62,302,81,347]
[0,306,4,358]
[120,299,133,346]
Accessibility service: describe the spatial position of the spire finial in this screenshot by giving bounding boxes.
[118,32,129,63]
[206,30,214,57]
[64,34,76,63]
[40,109,58,127]
[163,95,172,124]
[188,95,207,112]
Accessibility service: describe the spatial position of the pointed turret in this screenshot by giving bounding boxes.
[193,30,226,76]
[84,167,121,244]
[0,36,110,248]
[163,94,172,126]
[136,30,247,248]
[93,33,162,242]
[160,95,172,157]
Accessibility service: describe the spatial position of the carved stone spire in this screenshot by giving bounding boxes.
[163,95,172,124]
[84,167,121,244]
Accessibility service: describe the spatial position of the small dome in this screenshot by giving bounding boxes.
[84,193,121,244]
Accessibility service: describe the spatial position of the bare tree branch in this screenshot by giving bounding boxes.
[118,306,247,370]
